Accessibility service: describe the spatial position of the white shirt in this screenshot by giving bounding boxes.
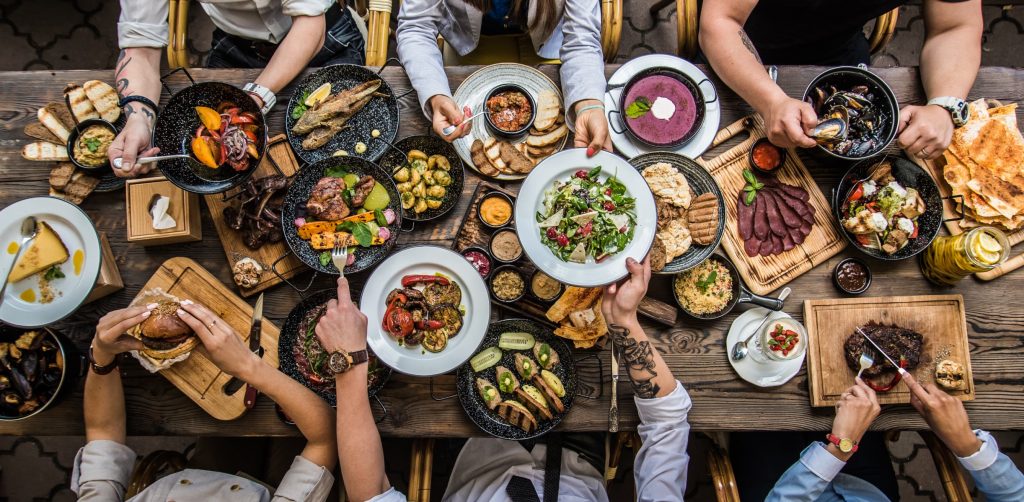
[117,0,335,48]
[368,380,692,502]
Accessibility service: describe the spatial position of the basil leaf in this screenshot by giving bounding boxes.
[625,97,651,119]
[351,222,373,247]
[291,91,310,120]
[742,169,757,186]
[745,190,757,206]
[697,270,718,293]
[374,209,387,227]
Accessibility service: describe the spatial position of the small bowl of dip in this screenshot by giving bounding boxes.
[833,257,871,295]
[489,265,526,303]
[461,246,493,280]
[748,138,787,175]
[484,84,536,138]
[530,270,563,303]
[489,228,523,263]
[478,191,514,228]
[67,119,117,171]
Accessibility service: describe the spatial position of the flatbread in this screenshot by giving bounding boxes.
[546,286,601,323]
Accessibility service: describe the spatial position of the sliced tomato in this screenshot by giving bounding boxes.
[848,183,864,202]
[191,136,221,168]
[195,106,222,131]
[243,129,258,143]
[910,222,919,239]
[855,234,874,246]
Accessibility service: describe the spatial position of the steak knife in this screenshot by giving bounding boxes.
[856,327,907,374]
[223,294,264,399]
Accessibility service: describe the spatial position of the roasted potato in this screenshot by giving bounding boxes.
[408,150,428,163]
[427,198,443,209]
[427,185,446,198]
[394,166,410,182]
[414,198,428,214]
[428,155,451,171]
[412,181,426,198]
[432,170,452,186]
[401,192,416,209]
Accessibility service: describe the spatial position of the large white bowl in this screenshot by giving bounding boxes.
[514,148,657,287]
[361,246,491,376]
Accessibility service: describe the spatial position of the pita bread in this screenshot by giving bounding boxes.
[546,286,601,322]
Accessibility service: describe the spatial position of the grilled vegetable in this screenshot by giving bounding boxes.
[470,347,502,372]
[540,370,565,397]
[498,332,535,351]
[309,232,384,250]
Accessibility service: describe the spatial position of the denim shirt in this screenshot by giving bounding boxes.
[768,430,1024,501]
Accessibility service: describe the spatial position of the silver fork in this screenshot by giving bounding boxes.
[330,241,348,276]
[855,352,874,379]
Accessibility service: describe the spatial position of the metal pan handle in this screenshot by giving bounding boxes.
[737,287,784,311]
[372,394,388,425]
[159,67,196,96]
[271,251,319,299]
[608,108,626,135]
[375,57,416,100]
[943,194,966,223]
[696,78,718,104]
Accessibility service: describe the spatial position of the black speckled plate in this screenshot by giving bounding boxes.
[456,319,576,440]
[376,135,465,222]
[278,289,392,405]
[153,82,267,194]
[833,155,942,261]
[281,156,402,275]
[285,65,399,165]
[628,152,726,273]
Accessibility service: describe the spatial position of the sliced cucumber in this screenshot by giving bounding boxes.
[470,346,502,372]
[498,332,536,351]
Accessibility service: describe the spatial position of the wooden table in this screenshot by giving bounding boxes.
[0,65,1022,437]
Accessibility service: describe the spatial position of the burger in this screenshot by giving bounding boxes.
[129,290,198,361]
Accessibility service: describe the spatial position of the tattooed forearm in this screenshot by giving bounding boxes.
[609,324,661,399]
[115,49,133,99]
[738,29,762,64]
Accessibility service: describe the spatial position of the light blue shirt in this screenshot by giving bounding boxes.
[768,430,1024,501]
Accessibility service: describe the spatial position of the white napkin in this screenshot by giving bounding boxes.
[150,195,177,230]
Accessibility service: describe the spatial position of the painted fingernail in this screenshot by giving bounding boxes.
[181,299,193,306]
[142,311,151,317]
[146,303,159,309]
[176,309,186,316]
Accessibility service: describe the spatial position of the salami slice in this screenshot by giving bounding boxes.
[758,238,774,256]
[753,193,769,241]
[770,190,804,228]
[737,190,754,240]
[763,192,787,237]
[745,235,762,257]
[782,233,795,251]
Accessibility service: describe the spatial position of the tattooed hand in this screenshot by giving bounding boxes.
[601,256,651,326]
[609,324,662,399]
[109,109,158,177]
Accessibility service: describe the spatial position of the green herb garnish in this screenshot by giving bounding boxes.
[336,221,373,247]
[291,91,310,120]
[43,265,64,281]
[319,251,331,267]
[741,169,765,206]
[83,138,102,153]
[625,97,651,119]
[374,209,387,227]
[696,270,717,293]
[324,165,349,178]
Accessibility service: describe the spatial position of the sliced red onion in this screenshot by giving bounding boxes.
[378,227,392,241]
[383,208,397,224]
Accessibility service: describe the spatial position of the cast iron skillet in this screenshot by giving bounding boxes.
[376,135,465,223]
[628,151,725,273]
[833,155,948,261]
[673,253,783,320]
[153,77,267,194]
[278,289,391,405]
[281,155,402,275]
[802,65,899,161]
[285,64,400,165]
[613,66,716,149]
[457,318,576,440]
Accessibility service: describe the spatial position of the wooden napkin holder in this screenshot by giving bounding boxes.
[84,232,124,304]
[125,176,201,245]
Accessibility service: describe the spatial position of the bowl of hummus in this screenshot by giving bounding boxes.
[67,119,117,171]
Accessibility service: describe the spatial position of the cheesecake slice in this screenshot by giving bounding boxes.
[9,222,69,283]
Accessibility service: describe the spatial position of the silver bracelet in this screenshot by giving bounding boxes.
[576,104,605,117]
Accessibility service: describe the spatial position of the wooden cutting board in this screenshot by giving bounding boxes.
[803,294,973,407]
[132,257,280,420]
[697,116,847,295]
[913,155,1024,281]
[204,134,305,297]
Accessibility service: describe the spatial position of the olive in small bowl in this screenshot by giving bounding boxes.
[833,257,872,295]
[489,265,527,303]
[67,119,118,172]
[484,84,536,138]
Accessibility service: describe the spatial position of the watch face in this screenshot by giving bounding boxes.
[953,102,969,126]
[839,438,854,453]
[329,351,351,374]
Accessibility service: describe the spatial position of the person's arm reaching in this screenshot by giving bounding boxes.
[108,47,162,177]
[699,0,817,149]
[560,0,610,156]
[602,257,689,500]
[250,14,327,105]
[896,0,982,160]
[904,372,1024,500]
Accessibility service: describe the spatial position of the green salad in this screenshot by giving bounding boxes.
[535,167,636,263]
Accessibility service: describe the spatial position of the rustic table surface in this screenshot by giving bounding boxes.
[0,65,1022,437]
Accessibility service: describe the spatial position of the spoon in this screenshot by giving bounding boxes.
[441,110,486,136]
[731,287,791,362]
[113,154,192,170]
[0,217,39,305]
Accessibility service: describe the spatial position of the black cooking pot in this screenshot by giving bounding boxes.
[673,254,783,320]
[611,67,717,149]
[802,66,898,161]
[0,326,83,421]
[153,69,267,194]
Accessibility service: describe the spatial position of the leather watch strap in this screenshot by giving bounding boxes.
[349,349,369,365]
[88,345,121,375]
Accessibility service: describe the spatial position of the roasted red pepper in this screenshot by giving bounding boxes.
[865,356,908,392]
[415,320,444,331]
[401,275,450,287]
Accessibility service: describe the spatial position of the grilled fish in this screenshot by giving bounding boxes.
[292,80,382,136]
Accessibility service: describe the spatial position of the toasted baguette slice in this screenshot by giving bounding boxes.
[533,90,561,131]
[64,83,100,122]
[499,141,534,174]
[24,123,63,144]
[83,80,121,122]
[471,139,499,177]
[494,400,538,433]
[38,105,71,142]
[22,141,69,161]
[49,162,76,190]
[532,375,565,413]
[484,141,508,173]
[527,144,558,158]
[526,123,567,148]
[515,386,554,421]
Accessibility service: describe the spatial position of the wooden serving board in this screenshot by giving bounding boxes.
[804,294,973,407]
[697,116,847,295]
[913,155,1024,281]
[204,134,306,297]
[132,257,281,420]
[453,183,678,327]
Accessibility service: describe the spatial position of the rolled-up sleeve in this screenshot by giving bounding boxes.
[959,430,1024,501]
[396,0,453,117]
[118,0,170,48]
[71,440,137,501]
[272,455,335,502]
[559,0,605,123]
[633,380,691,502]
[281,0,333,18]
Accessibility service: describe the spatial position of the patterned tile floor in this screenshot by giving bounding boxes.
[1,1,1023,500]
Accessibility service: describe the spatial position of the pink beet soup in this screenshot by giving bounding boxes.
[623,74,698,146]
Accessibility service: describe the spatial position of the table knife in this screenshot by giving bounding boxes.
[609,347,619,433]
[223,294,264,399]
[857,327,906,374]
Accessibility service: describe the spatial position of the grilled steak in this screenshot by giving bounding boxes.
[306,177,350,221]
[843,323,923,379]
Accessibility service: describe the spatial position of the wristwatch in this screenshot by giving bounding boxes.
[88,345,122,375]
[826,433,859,453]
[327,348,369,374]
[927,96,970,128]
[243,82,276,115]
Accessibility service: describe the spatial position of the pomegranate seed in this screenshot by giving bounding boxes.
[575,170,588,179]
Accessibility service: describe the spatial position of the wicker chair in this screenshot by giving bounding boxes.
[703,431,972,502]
[650,0,899,61]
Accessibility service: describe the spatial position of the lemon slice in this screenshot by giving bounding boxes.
[977,232,1002,254]
[304,83,331,107]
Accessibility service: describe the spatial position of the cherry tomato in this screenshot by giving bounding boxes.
[556,234,569,247]
[575,170,588,179]
[546,227,558,239]
[603,201,616,211]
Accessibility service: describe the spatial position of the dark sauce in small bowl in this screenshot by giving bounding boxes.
[833,258,871,294]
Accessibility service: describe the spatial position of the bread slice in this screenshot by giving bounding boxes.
[526,123,567,148]
[24,123,63,144]
[484,139,508,173]
[64,82,100,122]
[83,80,120,122]
[22,141,69,161]
[62,171,100,204]
[49,162,76,190]
[527,144,558,158]
[471,139,499,177]
[546,286,601,322]
[500,141,534,174]
[494,400,538,433]
[515,387,554,421]
[532,375,565,413]
[38,104,71,142]
[533,90,560,131]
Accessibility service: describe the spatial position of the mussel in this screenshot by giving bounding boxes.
[810,83,887,157]
[811,117,849,144]
[1,390,22,408]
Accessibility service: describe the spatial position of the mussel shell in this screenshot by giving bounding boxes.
[1,390,21,406]
[41,368,61,387]
[0,375,9,391]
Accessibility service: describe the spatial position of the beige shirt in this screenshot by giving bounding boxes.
[71,440,334,502]
[118,0,335,47]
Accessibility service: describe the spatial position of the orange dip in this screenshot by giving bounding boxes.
[7,242,18,254]
[19,289,36,303]
[480,195,512,226]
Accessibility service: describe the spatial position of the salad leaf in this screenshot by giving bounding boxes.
[696,270,717,293]
[324,165,349,178]
[338,221,373,247]
[625,97,651,119]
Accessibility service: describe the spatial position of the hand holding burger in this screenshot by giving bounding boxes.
[93,306,152,365]
[177,300,261,380]
[128,291,199,362]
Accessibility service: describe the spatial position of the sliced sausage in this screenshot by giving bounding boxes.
[758,238,774,256]
[744,235,762,257]
[788,225,807,245]
[771,233,784,254]
[753,193,769,241]
[737,190,755,240]
[770,190,804,229]
[763,192,787,237]
[777,183,810,202]
[782,233,795,251]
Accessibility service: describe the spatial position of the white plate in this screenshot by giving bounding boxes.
[452,63,567,180]
[726,308,806,387]
[514,148,657,287]
[0,197,101,327]
[604,54,721,159]
[361,246,491,376]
